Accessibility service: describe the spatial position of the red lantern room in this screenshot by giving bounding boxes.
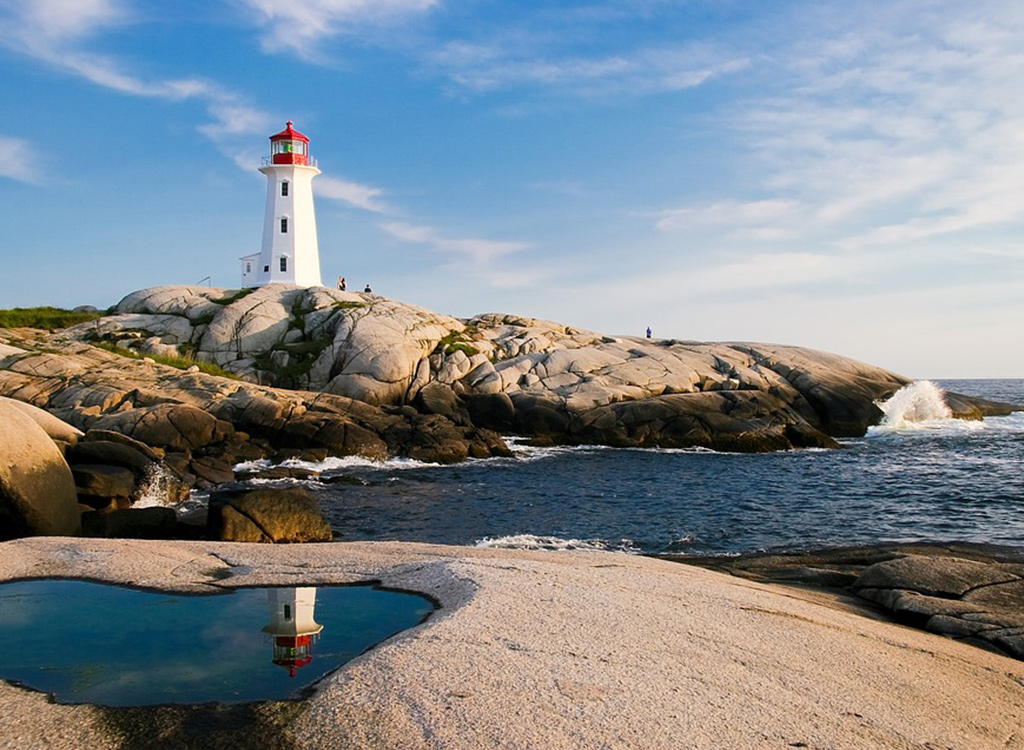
[271,634,317,678]
[269,121,310,166]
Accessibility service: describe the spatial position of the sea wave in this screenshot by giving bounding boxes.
[869,380,994,436]
[233,455,443,475]
[474,534,640,553]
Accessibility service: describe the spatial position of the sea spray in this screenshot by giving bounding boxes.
[474,534,640,553]
[876,380,953,428]
[132,463,185,508]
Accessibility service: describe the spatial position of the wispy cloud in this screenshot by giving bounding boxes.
[0,137,44,184]
[635,0,1024,306]
[432,41,749,98]
[237,0,437,57]
[315,175,390,213]
[653,199,803,237]
[730,1,1024,247]
[380,221,532,266]
[0,0,273,148]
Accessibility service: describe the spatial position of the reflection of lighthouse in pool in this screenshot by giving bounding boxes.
[262,588,324,677]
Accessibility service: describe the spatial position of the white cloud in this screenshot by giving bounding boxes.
[433,41,748,98]
[0,0,270,144]
[237,0,437,56]
[0,137,44,184]
[315,175,390,213]
[17,0,128,40]
[654,199,803,233]
[729,1,1024,247]
[380,221,532,266]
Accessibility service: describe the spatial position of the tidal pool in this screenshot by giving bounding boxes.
[0,579,434,706]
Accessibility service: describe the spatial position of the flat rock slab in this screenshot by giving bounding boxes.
[671,542,1024,661]
[0,539,1022,750]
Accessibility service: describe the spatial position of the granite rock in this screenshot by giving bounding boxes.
[0,401,81,538]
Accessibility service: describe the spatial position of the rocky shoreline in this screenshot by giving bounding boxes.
[665,542,1024,662]
[1,538,1022,750]
[2,286,1020,547]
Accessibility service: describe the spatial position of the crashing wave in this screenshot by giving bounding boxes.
[474,534,638,553]
[233,455,442,474]
[871,380,982,433]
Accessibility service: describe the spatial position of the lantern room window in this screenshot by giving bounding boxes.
[273,140,307,156]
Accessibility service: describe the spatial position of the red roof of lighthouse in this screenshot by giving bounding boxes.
[269,121,309,143]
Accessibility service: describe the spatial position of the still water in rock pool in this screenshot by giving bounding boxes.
[0,580,433,706]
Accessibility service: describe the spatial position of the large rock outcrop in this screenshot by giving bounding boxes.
[59,284,1019,452]
[0,327,509,478]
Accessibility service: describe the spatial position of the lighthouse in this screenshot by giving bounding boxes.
[262,587,324,677]
[240,122,323,288]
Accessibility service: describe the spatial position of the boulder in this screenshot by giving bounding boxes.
[188,455,235,485]
[0,397,83,453]
[68,440,155,476]
[853,553,1024,659]
[207,487,333,543]
[853,554,1021,598]
[71,464,137,500]
[80,507,179,539]
[414,382,467,424]
[89,404,227,452]
[0,401,81,539]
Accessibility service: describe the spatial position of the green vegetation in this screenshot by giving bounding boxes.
[90,341,239,379]
[333,300,365,310]
[0,307,103,330]
[253,337,333,386]
[435,326,480,357]
[211,288,256,305]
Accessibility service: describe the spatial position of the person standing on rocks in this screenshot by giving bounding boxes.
[337,277,346,291]
[364,284,373,293]
[646,326,652,339]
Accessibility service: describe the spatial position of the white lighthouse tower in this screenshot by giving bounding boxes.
[240,122,323,288]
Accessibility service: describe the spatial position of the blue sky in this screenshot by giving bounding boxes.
[1,0,1022,378]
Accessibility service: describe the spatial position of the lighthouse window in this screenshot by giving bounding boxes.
[281,182,289,197]
[280,217,288,233]
[280,256,288,272]
[284,605,292,620]
[245,262,251,274]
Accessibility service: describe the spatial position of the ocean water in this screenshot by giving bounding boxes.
[233,380,1024,556]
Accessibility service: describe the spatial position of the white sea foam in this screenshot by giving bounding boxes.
[474,534,638,553]
[869,380,985,435]
[132,464,180,508]
[233,455,442,475]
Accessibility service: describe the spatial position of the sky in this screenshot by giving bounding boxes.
[1,0,1022,378]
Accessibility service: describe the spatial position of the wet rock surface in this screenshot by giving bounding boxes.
[668,542,1024,660]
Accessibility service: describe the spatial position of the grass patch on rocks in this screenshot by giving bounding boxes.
[211,288,256,305]
[253,337,333,386]
[91,341,239,379]
[435,326,480,357]
[0,306,104,330]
